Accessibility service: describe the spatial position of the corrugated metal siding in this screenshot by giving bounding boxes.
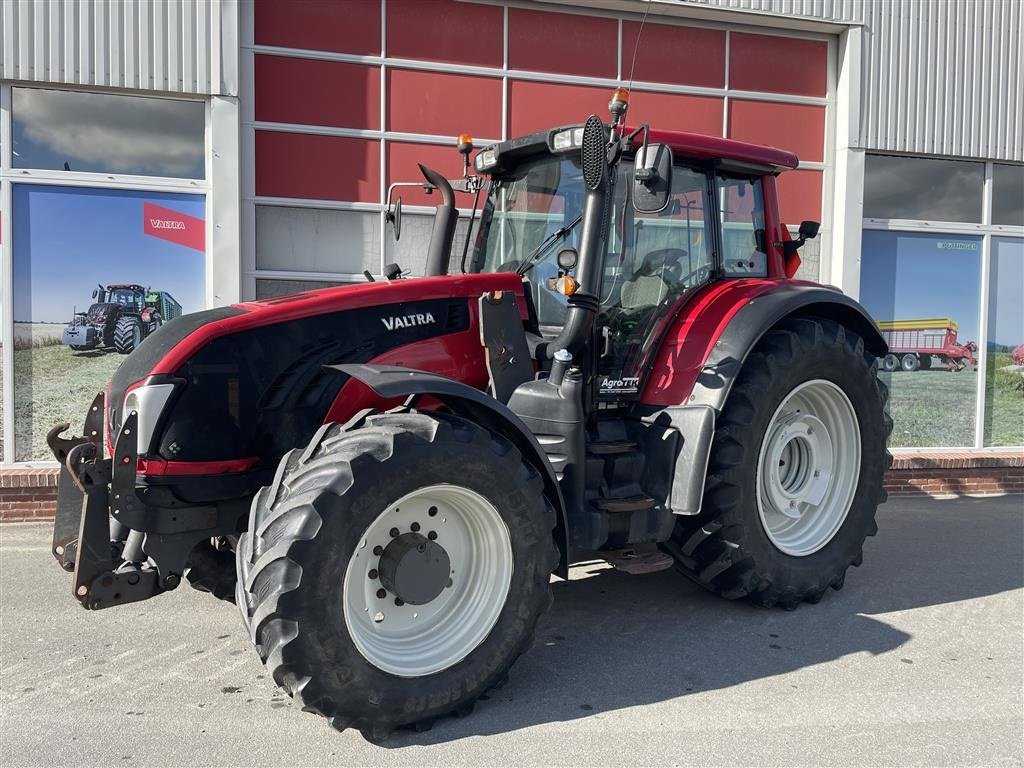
[689,0,1023,161]
[0,0,232,96]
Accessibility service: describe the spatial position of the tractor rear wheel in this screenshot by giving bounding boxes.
[114,316,142,354]
[236,411,557,739]
[665,318,891,608]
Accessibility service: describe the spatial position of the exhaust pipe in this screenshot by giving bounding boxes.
[419,164,458,277]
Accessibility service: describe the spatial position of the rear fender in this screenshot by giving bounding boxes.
[332,364,570,579]
[640,282,886,515]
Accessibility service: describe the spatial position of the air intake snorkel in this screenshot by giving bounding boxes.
[420,164,457,277]
[538,114,614,370]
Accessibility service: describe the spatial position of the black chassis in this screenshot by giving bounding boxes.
[47,392,246,610]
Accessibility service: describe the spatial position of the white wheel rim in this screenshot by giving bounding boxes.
[342,484,513,677]
[756,379,861,557]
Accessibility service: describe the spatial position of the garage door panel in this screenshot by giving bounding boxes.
[255,55,380,130]
[728,100,825,162]
[387,69,502,139]
[256,131,380,203]
[729,32,827,97]
[622,20,726,89]
[508,8,617,78]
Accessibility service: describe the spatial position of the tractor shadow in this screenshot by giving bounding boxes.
[388,495,1023,746]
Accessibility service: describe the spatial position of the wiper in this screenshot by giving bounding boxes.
[516,214,583,276]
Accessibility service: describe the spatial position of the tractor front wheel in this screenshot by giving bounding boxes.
[666,318,891,608]
[113,316,142,354]
[236,411,557,739]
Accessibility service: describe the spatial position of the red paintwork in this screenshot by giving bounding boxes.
[150,272,526,376]
[640,278,824,407]
[138,456,260,476]
[638,126,799,173]
[761,175,796,279]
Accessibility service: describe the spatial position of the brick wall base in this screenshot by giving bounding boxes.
[2,453,1022,523]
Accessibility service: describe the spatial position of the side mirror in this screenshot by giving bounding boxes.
[798,220,820,240]
[385,197,403,241]
[632,143,673,214]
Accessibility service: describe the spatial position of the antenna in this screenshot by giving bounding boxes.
[624,0,653,94]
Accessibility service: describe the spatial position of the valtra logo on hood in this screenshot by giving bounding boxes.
[143,201,204,252]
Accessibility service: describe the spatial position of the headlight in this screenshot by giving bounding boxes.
[122,383,176,453]
[550,127,585,152]
[474,147,498,172]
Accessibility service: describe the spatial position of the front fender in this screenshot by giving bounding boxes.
[333,364,570,579]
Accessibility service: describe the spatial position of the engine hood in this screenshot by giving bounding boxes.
[105,272,525,464]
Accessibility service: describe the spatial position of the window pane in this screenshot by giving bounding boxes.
[864,155,984,222]
[859,230,981,447]
[385,213,477,277]
[13,185,206,461]
[992,164,1024,226]
[256,206,380,274]
[255,279,348,299]
[12,87,205,179]
[719,175,767,276]
[983,238,1024,446]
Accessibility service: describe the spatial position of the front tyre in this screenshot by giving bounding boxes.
[236,411,557,738]
[666,318,891,608]
[113,316,142,354]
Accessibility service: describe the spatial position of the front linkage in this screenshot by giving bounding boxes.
[47,394,235,610]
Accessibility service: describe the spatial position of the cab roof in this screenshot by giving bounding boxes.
[481,123,799,176]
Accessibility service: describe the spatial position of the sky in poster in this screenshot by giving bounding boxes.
[12,186,205,323]
[860,230,982,343]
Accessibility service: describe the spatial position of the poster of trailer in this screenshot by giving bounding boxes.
[12,186,205,461]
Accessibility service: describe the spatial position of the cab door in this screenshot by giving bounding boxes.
[594,163,716,400]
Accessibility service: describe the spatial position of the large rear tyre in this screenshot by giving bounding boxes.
[665,318,891,608]
[236,411,557,739]
[113,316,142,354]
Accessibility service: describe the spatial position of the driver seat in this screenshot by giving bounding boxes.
[620,248,685,309]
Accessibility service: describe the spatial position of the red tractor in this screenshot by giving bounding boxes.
[48,91,891,741]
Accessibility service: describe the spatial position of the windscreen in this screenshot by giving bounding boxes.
[471,156,585,327]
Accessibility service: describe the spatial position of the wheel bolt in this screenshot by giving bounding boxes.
[428,531,437,541]
[373,545,384,556]
[446,578,453,588]
[410,521,421,532]
[394,597,404,606]
[389,527,400,538]
[376,588,386,599]
[368,569,379,580]
[428,506,438,517]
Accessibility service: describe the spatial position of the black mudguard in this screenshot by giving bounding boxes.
[333,363,570,579]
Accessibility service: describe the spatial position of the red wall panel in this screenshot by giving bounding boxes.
[508,9,617,78]
[386,142,469,207]
[254,0,380,55]
[256,131,380,203]
[387,69,503,139]
[729,32,827,97]
[255,55,380,130]
[621,21,725,88]
[629,91,723,136]
[508,81,612,136]
[387,0,502,67]
[776,169,822,224]
[728,99,825,162]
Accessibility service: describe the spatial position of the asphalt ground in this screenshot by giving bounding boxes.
[0,495,1021,767]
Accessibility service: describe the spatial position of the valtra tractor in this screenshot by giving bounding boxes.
[61,283,182,354]
[48,88,891,740]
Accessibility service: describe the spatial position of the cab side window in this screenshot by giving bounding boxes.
[718,175,768,277]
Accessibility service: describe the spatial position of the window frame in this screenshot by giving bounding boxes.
[862,154,1024,453]
[0,83,213,467]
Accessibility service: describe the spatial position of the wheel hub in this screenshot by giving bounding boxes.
[377,533,451,605]
[755,379,861,557]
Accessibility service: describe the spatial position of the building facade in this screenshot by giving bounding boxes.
[0,0,1021,500]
